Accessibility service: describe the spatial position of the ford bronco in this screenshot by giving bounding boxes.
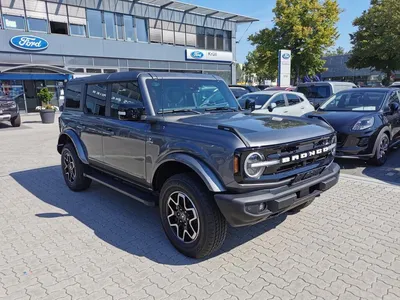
[57,72,339,258]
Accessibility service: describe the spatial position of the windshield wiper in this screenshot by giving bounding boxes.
[205,107,238,112]
[159,109,202,115]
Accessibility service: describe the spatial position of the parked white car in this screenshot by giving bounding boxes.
[238,91,315,117]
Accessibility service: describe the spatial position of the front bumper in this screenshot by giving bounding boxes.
[335,131,377,159]
[214,163,340,227]
[0,109,18,121]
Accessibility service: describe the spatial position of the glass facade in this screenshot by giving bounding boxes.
[87,9,103,38]
[104,12,116,39]
[136,18,148,42]
[70,24,86,36]
[27,18,47,32]
[3,15,25,30]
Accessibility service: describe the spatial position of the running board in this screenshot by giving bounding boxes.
[84,171,156,207]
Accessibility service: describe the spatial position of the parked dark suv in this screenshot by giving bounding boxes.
[57,72,340,258]
[0,92,21,127]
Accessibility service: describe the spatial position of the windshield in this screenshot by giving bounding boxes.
[238,94,272,108]
[146,79,239,113]
[297,85,331,99]
[319,90,387,112]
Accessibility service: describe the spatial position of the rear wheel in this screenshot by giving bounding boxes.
[159,173,227,258]
[61,143,91,191]
[370,133,390,166]
[11,114,21,127]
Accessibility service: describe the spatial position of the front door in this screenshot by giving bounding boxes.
[268,94,288,115]
[102,81,148,184]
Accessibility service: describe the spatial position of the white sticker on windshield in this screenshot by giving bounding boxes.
[352,106,376,111]
[272,116,283,121]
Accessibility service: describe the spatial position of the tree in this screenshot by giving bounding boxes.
[325,46,346,56]
[347,0,400,86]
[247,0,341,84]
[244,50,277,83]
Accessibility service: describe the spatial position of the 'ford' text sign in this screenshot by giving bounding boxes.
[186,49,233,62]
[10,35,49,51]
[190,51,204,59]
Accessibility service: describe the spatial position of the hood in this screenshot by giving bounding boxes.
[308,110,375,130]
[170,112,334,147]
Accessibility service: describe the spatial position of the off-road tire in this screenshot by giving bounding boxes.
[370,132,390,166]
[159,173,227,258]
[11,114,21,127]
[61,143,91,191]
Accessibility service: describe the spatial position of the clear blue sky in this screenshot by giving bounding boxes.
[184,0,371,63]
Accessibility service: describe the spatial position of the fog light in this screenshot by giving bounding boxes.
[259,202,266,212]
[358,137,369,147]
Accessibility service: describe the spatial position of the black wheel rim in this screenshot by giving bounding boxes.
[63,151,76,183]
[377,135,389,160]
[166,191,200,243]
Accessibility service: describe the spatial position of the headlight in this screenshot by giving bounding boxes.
[352,117,374,131]
[244,152,265,178]
[6,101,16,108]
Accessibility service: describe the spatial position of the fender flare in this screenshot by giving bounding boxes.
[372,126,391,156]
[153,153,226,193]
[57,129,89,164]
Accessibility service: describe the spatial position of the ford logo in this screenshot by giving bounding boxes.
[10,35,49,51]
[282,53,291,59]
[190,51,204,59]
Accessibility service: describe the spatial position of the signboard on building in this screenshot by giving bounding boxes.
[277,49,291,87]
[10,35,49,51]
[185,49,233,62]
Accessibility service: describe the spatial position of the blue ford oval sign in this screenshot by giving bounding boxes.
[190,51,204,59]
[10,35,49,51]
[282,53,291,59]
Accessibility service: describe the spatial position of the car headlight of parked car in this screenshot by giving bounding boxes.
[352,116,374,131]
[5,101,17,109]
[244,152,265,179]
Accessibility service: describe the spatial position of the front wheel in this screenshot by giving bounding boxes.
[159,173,227,258]
[11,114,21,127]
[370,133,390,166]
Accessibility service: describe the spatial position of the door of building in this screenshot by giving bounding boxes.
[24,80,45,112]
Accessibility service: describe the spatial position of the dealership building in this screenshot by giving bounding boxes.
[0,0,256,112]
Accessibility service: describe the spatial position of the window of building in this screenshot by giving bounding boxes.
[3,15,25,30]
[110,81,143,118]
[70,24,86,36]
[27,18,47,32]
[104,69,117,73]
[149,19,162,43]
[186,25,196,47]
[86,68,102,73]
[162,21,174,44]
[174,23,185,46]
[196,27,205,49]
[68,6,87,29]
[104,12,116,39]
[87,9,103,38]
[65,83,81,109]
[47,2,68,27]
[224,31,232,51]
[136,18,148,42]
[85,83,107,116]
[124,15,134,41]
[205,28,215,50]
[116,14,124,40]
[50,21,68,34]
[215,29,223,51]
[68,67,84,73]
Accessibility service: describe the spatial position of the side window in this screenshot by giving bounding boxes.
[389,92,400,104]
[110,81,143,119]
[286,94,301,106]
[65,83,81,109]
[85,83,107,116]
[270,94,286,107]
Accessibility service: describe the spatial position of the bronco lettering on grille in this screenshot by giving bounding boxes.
[281,147,329,163]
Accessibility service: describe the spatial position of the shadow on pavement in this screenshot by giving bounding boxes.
[335,147,400,185]
[11,165,286,265]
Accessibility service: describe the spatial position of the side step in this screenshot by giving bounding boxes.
[84,170,156,207]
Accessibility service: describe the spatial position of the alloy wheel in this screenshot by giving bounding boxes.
[166,191,200,243]
[378,135,389,160]
[63,151,76,183]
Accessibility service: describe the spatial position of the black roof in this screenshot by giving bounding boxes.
[68,71,222,84]
[340,88,398,93]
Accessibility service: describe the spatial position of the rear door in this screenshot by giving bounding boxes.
[80,82,108,164]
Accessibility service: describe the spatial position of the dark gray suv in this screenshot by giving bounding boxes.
[57,72,340,258]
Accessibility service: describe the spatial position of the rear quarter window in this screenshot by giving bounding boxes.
[65,83,82,109]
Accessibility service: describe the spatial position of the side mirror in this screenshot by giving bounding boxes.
[245,99,256,111]
[268,102,277,112]
[118,103,144,121]
[390,102,399,113]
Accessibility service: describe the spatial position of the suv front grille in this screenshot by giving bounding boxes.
[0,101,14,109]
